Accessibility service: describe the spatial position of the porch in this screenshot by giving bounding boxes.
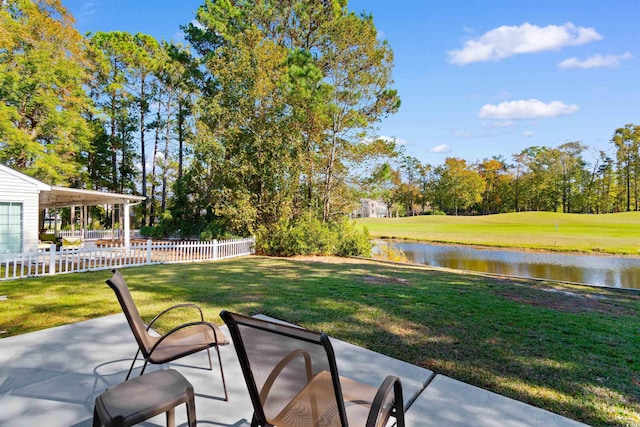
[0,314,589,426]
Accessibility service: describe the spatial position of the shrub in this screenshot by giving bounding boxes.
[333,219,372,257]
[374,242,407,262]
[139,226,153,237]
[255,215,371,257]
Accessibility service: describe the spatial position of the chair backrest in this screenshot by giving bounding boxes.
[220,311,348,427]
[106,269,154,354]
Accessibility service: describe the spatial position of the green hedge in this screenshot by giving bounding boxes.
[255,215,371,257]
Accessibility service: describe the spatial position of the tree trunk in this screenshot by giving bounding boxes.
[149,109,161,226]
[177,98,184,180]
[139,76,147,226]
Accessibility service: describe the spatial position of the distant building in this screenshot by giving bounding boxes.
[358,199,387,218]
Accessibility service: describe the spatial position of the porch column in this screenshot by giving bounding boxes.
[123,201,131,247]
[70,205,75,234]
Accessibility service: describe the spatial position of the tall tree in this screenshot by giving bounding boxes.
[317,11,400,220]
[129,33,161,225]
[182,0,399,234]
[0,0,93,183]
[163,43,200,180]
[590,151,614,213]
[612,124,640,211]
[433,157,485,215]
[417,162,434,213]
[398,155,422,215]
[88,31,136,192]
[477,156,510,214]
[556,142,586,213]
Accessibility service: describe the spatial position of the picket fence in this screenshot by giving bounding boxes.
[0,237,255,281]
[57,229,137,240]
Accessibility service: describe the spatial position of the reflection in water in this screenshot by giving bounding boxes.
[374,241,640,289]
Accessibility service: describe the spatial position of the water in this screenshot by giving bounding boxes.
[375,241,640,290]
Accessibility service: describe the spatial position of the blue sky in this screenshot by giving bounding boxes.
[64,0,639,167]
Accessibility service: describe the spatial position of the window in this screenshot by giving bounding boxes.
[0,202,23,253]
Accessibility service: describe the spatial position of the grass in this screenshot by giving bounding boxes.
[356,211,640,255]
[1,257,639,426]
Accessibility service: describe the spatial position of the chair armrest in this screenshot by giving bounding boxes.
[259,349,314,405]
[147,303,205,330]
[147,321,223,357]
[366,375,405,427]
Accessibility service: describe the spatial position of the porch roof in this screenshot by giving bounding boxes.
[39,186,146,208]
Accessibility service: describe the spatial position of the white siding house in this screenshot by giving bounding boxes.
[0,164,51,253]
[0,164,145,253]
[359,198,388,218]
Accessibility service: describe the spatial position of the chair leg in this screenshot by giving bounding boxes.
[166,407,175,427]
[214,344,228,401]
[139,357,150,376]
[93,406,102,427]
[394,379,405,427]
[186,392,197,427]
[206,347,213,370]
[125,348,142,380]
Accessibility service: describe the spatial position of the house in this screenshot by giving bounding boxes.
[0,164,145,253]
[358,198,388,218]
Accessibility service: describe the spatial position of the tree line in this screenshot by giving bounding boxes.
[1,1,638,252]
[376,126,640,217]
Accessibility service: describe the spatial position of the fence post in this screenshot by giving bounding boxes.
[213,239,218,260]
[48,245,56,275]
[146,239,152,265]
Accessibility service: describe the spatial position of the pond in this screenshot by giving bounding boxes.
[374,241,640,290]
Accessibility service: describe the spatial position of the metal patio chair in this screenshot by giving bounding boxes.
[106,269,229,401]
[220,310,405,427]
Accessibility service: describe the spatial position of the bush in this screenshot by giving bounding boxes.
[139,226,153,237]
[424,210,446,216]
[373,242,407,262]
[332,219,372,257]
[255,215,371,257]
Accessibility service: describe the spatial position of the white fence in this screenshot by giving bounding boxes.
[0,237,255,281]
[57,229,143,240]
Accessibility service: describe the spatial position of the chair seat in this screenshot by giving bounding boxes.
[271,371,378,427]
[94,369,195,427]
[148,322,229,364]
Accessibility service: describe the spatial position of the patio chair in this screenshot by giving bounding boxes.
[106,269,229,401]
[220,310,405,427]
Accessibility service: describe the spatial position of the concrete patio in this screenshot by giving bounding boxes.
[0,314,589,426]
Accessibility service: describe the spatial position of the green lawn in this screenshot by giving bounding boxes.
[1,257,639,426]
[357,211,640,255]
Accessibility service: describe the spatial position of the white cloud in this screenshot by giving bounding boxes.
[478,99,579,119]
[449,22,602,65]
[523,130,535,138]
[430,144,451,153]
[558,52,634,69]
[482,120,515,128]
